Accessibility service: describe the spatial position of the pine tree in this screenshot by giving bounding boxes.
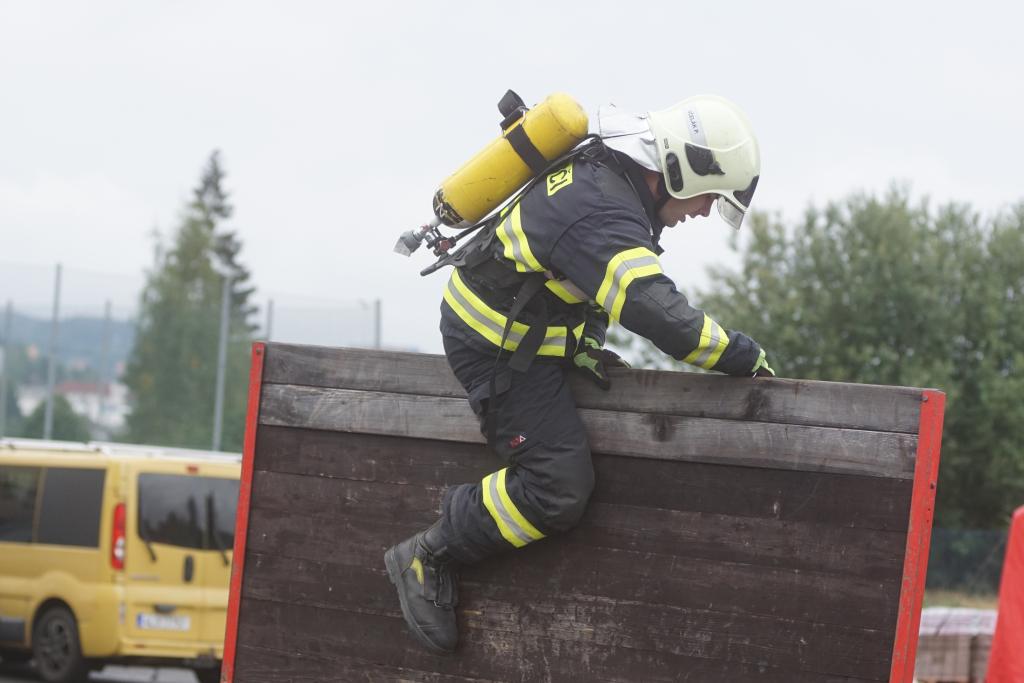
[122,152,256,451]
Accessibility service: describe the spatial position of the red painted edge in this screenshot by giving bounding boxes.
[222,342,266,683]
[889,389,945,683]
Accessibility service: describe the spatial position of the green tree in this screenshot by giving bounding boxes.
[20,395,91,442]
[2,343,37,438]
[1,381,23,437]
[619,189,1024,528]
[122,151,257,452]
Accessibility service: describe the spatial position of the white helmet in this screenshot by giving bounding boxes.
[647,95,760,229]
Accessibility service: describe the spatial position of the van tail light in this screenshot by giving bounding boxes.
[111,503,126,570]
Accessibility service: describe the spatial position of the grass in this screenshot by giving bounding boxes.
[923,589,998,610]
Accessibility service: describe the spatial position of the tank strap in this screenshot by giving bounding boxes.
[505,125,548,175]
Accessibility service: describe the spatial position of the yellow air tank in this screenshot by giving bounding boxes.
[432,92,589,227]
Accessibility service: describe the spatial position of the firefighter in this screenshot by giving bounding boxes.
[385,94,774,653]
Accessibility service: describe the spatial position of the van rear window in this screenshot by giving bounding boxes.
[208,477,240,549]
[37,468,106,547]
[138,474,239,551]
[0,465,40,543]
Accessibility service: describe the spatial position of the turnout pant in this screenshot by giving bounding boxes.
[437,332,595,564]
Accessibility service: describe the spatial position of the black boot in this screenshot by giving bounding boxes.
[384,522,459,653]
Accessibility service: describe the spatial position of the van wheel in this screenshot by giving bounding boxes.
[195,665,221,683]
[32,606,87,683]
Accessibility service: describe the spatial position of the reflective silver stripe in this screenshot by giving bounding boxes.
[543,331,568,349]
[500,215,529,270]
[544,271,588,303]
[692,320,724,368]
[487,473,534,546]
[446,278,525,346]
[600,254,660,312]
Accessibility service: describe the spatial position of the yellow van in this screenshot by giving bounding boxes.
[0,438,240,683]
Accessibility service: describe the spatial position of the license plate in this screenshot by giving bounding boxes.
[136,613,191,631]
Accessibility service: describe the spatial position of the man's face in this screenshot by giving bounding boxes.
[659,193,716,227]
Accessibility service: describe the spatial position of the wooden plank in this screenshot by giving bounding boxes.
[591,448,913,531]
[233,643,503,682]
[243,484,902,631]
[249,440,907,578]
[575,502,905,581]
[240,552,892,680]
[259,384,917,478]
[237,597,883,683]
[254,425,498,486]
[262,342,923,433]
[254,426,914,531]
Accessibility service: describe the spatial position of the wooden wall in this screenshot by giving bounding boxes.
[225,343,942,683]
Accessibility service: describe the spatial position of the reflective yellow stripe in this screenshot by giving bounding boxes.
[410,557,424,585]
[496,203,544,273]
[482,468,545,548]
[545,278,586,304]
[682,313,730,369]
[572,322,585,346]
[596,247,663,321]
[442,270,569,356]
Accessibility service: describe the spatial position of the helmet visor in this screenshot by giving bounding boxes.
[718,197,746,230]
[718,175,759,230]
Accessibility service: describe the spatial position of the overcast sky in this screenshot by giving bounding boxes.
[2,2,1021,354]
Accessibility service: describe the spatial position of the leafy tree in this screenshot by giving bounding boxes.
[122,151,257,452]
[617,188,1024,528]
[20,395,91,442]
[1,381,22,437]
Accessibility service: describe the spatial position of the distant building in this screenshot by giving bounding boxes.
[17,381,129,436]
[15,384,46,418]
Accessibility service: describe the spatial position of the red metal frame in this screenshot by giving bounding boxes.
[889,389,946,683]
[221,342,266,683]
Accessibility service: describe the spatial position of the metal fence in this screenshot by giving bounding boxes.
[0,260,381,444]
[927,528,1008,596]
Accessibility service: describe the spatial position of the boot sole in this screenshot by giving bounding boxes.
[384,547,455,654]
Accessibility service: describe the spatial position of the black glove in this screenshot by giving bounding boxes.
[573,337,630,390]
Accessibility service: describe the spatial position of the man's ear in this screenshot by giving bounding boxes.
[644,169,671,213]
[642,169,663,200]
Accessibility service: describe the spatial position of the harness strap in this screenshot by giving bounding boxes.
[486,273,548,448]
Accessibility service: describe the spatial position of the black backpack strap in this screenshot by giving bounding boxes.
[485,273,548,448]
[504,274,549,373]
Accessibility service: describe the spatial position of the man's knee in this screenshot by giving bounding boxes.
[547,463,595,531]
[529,448,595,532]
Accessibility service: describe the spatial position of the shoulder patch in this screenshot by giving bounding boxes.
[546,161,574,196]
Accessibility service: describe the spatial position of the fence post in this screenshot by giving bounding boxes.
[374,298,382,349]
[212,274,232,451]
[266,298,274,342]
[99,299,112,431]
[43,263,62,440]
[0,300,11,438]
